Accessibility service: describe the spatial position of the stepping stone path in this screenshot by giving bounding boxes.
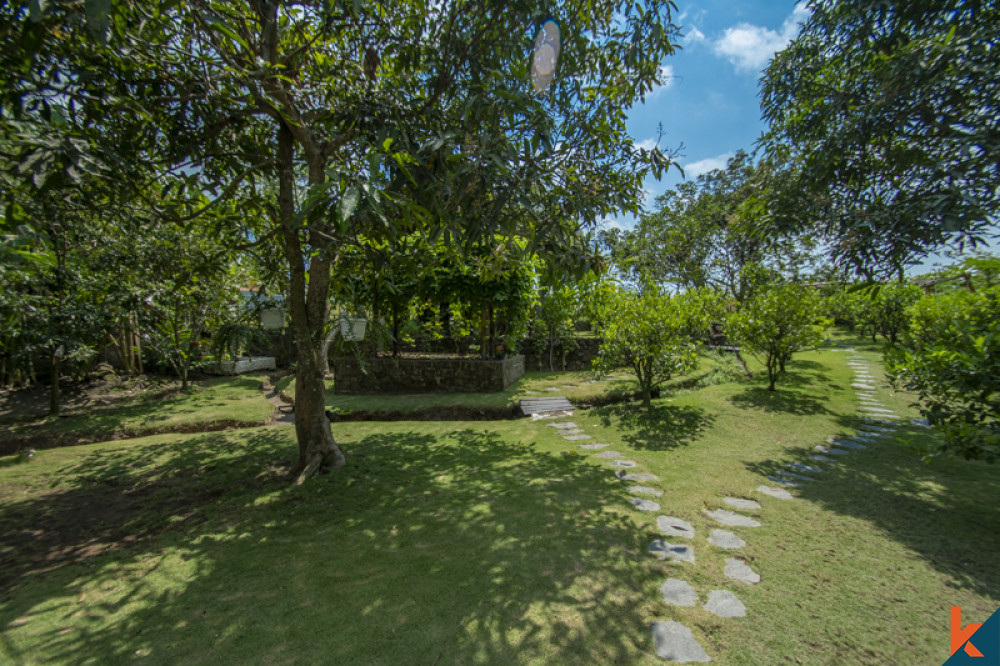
[703,508,761,528]
[724,558,761,584]
[814,445,849,455]
[595,450,623,459]
[631,498,661,512]
[786,463,822,474]
[610,460,637,468]
[704,590,747,618]
[766,475,802,487]
[520,397,574,416]
[547,422,578,430]
[649,540,695,564]
[578,443,609,450]
[830,439,866,450]
[628,485,663,497]
[657,516,696,539]
[756,485,794,500]
[721,497,761,511]
[809,455,835,463]
[708,529,746,549]
[661,578,698,607]
[651,621,711,663]
[776,470,816,482]
[560,429,585,435]
[617,471,658,481]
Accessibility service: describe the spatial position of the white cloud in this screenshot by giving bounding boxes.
[712,3,809,72]
[648,64,676,98]
[634,138,659,152]
[684,152,734,178]
[685,25,706,44]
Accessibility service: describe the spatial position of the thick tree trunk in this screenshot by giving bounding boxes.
[276,122,346,482]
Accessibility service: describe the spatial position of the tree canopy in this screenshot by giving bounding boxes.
[761,0,1000,277]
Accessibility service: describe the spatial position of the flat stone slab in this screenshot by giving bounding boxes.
[830,439,866,450]
[721,497,761,511]
[704,590,747,618]
[809,455,835,463]
[559,429,585,435]
[657,516,696,539]
[814,445,849,455]
[703,508,761,527]
[595,450,623,459]
[766,475,802,487]
[660,578,698,607]
[858,425,893,433]
[563,434,592,441]
[649,540,695,564]
[708,529,746,549]
[545,387,562,391]
[609,460,637,468]
[650,621,711,662]
[522,397,575,416]
[617,471,658,481]
[725,558,761,584]
[863,417,897,425]
[630,498,661,511]
[786,463,822,473]
[578,443,610,450]
[777,470,816,482]
[756,485,794,500]
[547,422,578,430]
[852,384,877,390]
[628,485,663,497]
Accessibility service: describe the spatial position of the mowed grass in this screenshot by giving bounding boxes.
[0,339,997,664]
[276,355,716,414]
[0,375,274,450]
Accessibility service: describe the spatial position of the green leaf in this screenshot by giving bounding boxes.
[338,187,360,225]
[85,0,112,42]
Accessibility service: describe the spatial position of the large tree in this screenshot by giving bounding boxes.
[761,0,1000,277]
[5,0,680,481]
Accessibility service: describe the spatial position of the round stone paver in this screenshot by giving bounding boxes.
[617,471,659,482]
[563,434,593,441]
[610,460,637,468]
[786,463,822,474]
[660,578,698,607]
[756,485,794,500]
[595,450,623,459]
[703,508,761,528]
[721,497,761,511]
[547,422,578,430]
[725,558,761,584]
[704,590,747,618]
[648,540,695,564]
[776,470,816,482]
[628,485,663,497]
[766,475,802,487]
[578,443,610,450]
[708,529,746,549]
[631,498,661,511]
[651,621,711,662]
[657,516,696,539]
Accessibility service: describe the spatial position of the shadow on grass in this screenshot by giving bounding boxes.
[0,426,652,664]
[728,385,834,416]
[593,402,712,451]
[745,420,1000,600]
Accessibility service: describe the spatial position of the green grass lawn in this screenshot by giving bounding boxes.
[1,338,997,664]
[0,375,274,452]
[275,354,718,414]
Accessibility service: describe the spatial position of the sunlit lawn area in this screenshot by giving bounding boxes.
[2,340,997,664]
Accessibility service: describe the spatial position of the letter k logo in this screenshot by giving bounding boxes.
[952,607,985,658]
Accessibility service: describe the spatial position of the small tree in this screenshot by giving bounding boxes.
[533,282,578,371]
[886,287,1000,462]
[594,286,707,407]
[728,283,826,391]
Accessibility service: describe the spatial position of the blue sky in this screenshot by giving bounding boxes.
[608,1,809,230]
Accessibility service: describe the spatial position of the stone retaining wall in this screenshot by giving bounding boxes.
[331,355,525,394]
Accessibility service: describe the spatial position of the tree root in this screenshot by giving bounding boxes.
[295,452,323,486]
